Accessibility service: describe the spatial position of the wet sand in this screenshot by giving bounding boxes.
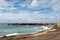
[0,23,60,40]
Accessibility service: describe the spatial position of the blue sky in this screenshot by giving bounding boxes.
[0,0,60,23]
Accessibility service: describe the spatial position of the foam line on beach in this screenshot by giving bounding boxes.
[0,26,53,37]
[6,33,19,37]
[42,26,53,30]
[0,36,3,37]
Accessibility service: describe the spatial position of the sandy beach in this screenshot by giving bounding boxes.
[0,23,60,40]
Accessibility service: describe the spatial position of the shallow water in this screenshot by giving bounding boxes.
[0,23,51,36]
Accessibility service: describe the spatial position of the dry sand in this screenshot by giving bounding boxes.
[0,23,60,40]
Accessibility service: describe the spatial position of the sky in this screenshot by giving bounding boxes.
[0,0,60,23]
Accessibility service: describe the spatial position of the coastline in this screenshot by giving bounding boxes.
[0,25,53,37]
[0,23,58,40]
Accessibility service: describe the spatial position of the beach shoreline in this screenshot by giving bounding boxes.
[0,23,59,40]
[0,25,54,37]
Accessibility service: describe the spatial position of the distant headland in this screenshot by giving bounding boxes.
[8,23,56,26]
[8,23,57,28]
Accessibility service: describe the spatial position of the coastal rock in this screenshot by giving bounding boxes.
[57,23,60,28]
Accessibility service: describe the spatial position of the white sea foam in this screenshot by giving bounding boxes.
[42,26,52,30]
[0,25,53,37]
[6,33,19,37]
[0,36,3,37]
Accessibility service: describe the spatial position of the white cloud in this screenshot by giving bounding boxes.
[30,0,39,8]
[28,0,50,8]
[0,0,60,23]
[0,0,9,8]
[0,0,60,11]
[28,0,60,11]
[0,0,60,10]
[0,11,59,23]
[0,0,15,11]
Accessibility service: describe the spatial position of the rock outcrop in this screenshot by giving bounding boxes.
[57,23,60,28]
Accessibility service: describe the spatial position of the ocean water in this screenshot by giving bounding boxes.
[0,23,51,36]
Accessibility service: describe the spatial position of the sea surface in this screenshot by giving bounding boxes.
[0,23,52,36]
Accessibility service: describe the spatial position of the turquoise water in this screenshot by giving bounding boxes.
[0,23,49,36]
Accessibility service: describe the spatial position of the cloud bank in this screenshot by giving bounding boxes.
[0,11,59,23]
[0,0,60,23]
